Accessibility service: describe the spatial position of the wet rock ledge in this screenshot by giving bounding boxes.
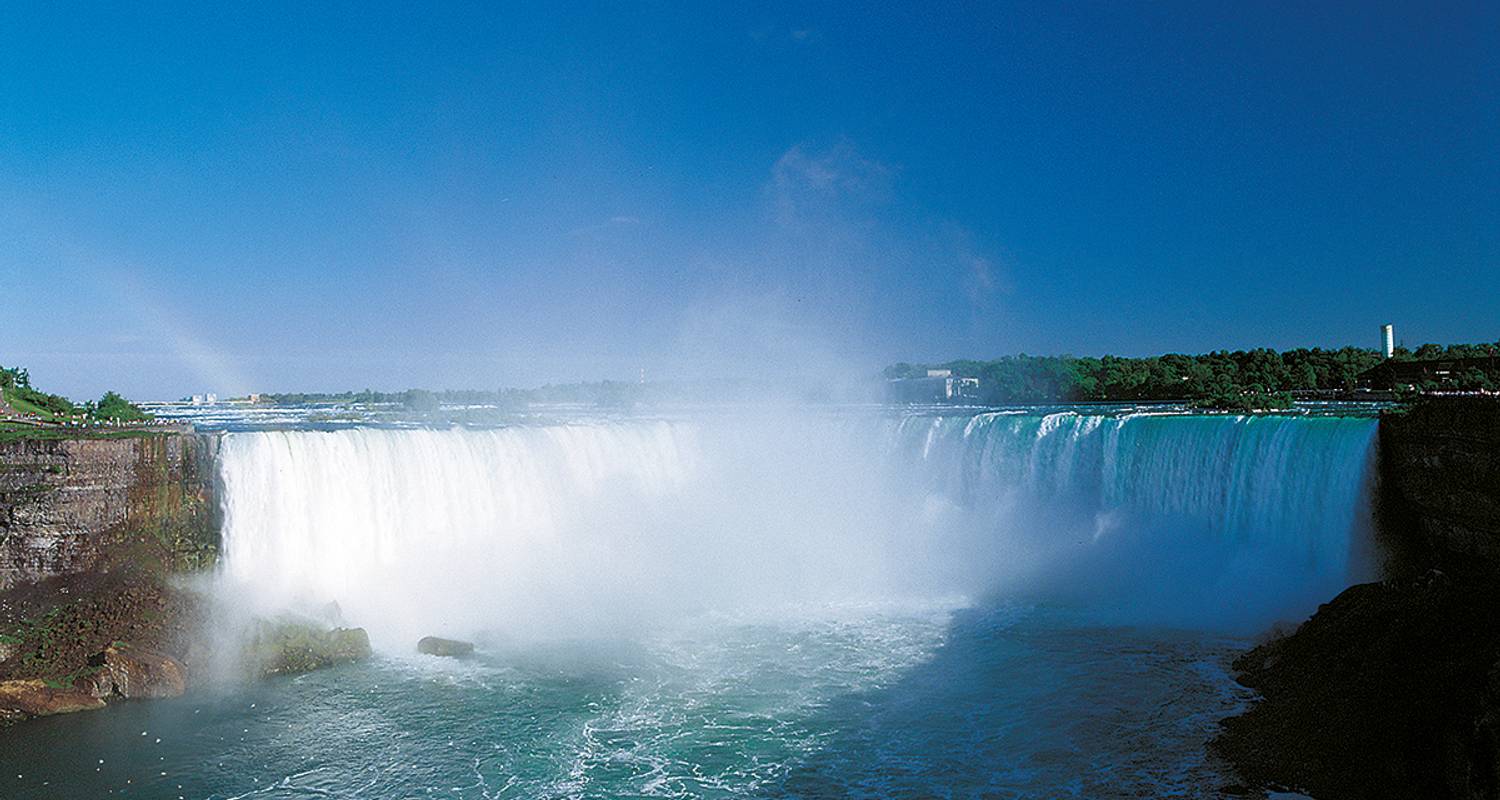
[0,567,204,724]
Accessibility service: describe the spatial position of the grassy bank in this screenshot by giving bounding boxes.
[0,425,175,444]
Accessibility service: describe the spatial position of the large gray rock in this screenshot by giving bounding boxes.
[417,636,474,657]
[245,618,372,678]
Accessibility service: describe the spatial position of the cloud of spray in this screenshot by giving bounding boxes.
[210,411,1379,652]
[654,139,1009,397]
[211,417,981,650]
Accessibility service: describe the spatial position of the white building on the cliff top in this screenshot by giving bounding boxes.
[890,370,981,403]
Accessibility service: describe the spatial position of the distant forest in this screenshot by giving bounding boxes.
[261,342,1500,413]
[886,342,1500,410]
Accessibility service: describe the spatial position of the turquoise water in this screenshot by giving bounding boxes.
[0,410,1378,798]
[0,605,1250,798]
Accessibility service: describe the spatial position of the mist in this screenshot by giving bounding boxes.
[210,408,1378,655]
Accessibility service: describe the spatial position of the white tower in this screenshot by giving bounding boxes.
[1381,324,1395,359]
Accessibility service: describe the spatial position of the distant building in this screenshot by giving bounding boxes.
[1382,324,1395,359]
[889,371,981,403]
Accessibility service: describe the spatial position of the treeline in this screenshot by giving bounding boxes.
[0,366,151,421]
[887,342,1500,406]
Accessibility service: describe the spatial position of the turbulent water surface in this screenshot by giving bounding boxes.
[0,408,1379,798]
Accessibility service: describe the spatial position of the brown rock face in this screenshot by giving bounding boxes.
[0,679,105,717]
[0,642,186,723]
[0,430,231,731]
[0,433,219,590]
[0,568,206,688]
[97,644,186,699]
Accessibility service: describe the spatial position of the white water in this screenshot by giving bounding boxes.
[217,411,1378,647]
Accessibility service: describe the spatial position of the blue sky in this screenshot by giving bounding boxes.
[2,2,1496,399]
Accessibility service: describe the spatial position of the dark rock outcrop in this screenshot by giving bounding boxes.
[1213,570,1500,799]
[1377,397,1500,572]
[417,636,474,657]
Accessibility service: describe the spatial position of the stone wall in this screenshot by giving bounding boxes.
[0,433,220,590]
[1378,396,1500,572]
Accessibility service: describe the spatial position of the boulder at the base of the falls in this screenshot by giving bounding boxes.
[417,636,474,657]
[91,644,188,699]
[245,618,373,678]
[0,679,106,719]
[0,643,189,723]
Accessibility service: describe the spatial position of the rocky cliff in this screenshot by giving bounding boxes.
[1378,396,1500,572]
[1216,397,1500,800]
[0,432,220,723]
[0,430,370,726]
[0,433,219,589]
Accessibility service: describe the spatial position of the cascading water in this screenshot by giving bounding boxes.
[217,410,1379,643]
[885,411,1380,629]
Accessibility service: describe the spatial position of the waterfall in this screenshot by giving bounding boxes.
[217,411,1378,644]
[884,411,1380,629]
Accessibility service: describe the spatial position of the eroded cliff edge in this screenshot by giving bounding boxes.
[0,433,220,588]
[0,431,370,725]
[1214,396,1500,800]
[0,433,221,722]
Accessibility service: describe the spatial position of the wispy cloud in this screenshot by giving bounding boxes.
[748,25,818,44]
[766,139,894,228]
[756,139,1012,353]
[567,215,643,238]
